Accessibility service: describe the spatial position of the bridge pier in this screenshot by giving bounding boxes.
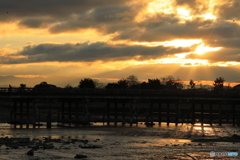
[47,105,52,128]
[175,102,179,126]
[167,102,170,126]
[191,103,195,125]
[107,102,110,126]
[201,103,204,126]
[219,103,222,126]
[210,103,213,126]
[122,102,125,126]
[114,103,118,126]
[158,103,161,126]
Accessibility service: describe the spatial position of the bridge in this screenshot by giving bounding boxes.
[0,88,240,128]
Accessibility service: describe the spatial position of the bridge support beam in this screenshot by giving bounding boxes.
[158,103,161,126]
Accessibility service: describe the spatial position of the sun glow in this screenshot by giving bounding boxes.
[133,39,201,47]
[177,8,192,20]
[200,13,216,20]
[194,43,222,55]
[147,0,174,14]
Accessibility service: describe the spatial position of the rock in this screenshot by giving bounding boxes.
[74,154,87,159]
[231,134,240,139]
[79,140,88,145]
[198,143,202,146]
[32,145,40,150]
[11,145,18,149]
[27,149,34,156]
[79,144,102,149]
[43,143,54,149]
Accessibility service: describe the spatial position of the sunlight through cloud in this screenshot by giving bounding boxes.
[194,43,222,55]
[133,39,202,47]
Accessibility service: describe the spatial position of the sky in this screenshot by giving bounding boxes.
[1,0,240,87]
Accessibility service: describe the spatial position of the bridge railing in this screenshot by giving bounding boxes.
[0,87,240,97]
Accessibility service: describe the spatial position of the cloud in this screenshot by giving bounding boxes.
[0,0,135,31]
[19,18,48,28]
[204,38,240,49]
[0,0,130,20]
[1,42,190,64]
[113,16,240,41]
[174,0,209,15]
[186,48,240,62]
[2,0,240,43]
[216,0,240,20]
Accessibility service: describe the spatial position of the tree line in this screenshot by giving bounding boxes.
[21,75,226,92]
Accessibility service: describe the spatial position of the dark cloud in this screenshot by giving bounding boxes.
[0,0,134,31]
[216,0,240,20]
[113,16,240,41]
[19,18,48,28]
[0,0,129,20]
[2,0,239,43]
[1,42,190,64]
[204,38,240,49]
[49,5,138,33]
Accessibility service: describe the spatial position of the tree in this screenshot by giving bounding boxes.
[94,79,105,89]
[34,82,57,88]
[189,79,195,89]
[161,75,183,90]
[213,77,225,91]
[78,78,96,89]
[117,78,128,89]
[19,83,26,92]
[20,83,26,88]
[105,83,119,89]
[126,75,139,88]
[148,79,161,88]
[64,84,73,89]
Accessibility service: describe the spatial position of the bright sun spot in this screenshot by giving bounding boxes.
[177,8,192,20]
[194,43,221,55]
[148,0,174,14]
[133,39,201,47]
[200,13,216,20]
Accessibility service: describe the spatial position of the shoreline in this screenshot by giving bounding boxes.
[0,123,239,159]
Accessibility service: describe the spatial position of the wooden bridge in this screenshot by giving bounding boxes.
[0,88,240,128]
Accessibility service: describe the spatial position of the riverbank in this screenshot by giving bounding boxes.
[0,123,239,159]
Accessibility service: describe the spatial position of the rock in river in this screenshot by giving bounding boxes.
[74,154,87,159]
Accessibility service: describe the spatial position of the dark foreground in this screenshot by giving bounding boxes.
[0,123,239,160]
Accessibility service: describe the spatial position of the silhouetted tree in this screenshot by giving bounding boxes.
[19,83,26,92]
[105,83,119,89]
[117,78,128,89]
[213,77,225,92]
[141,79,162,89]
[78,78,96,89]
[140,82,148,89]
[161,75,183,90]
[65,84,73,89]
[126,75,139,88]
[34,81,57,88]
[189,79,195,89]
[94,79,105,89]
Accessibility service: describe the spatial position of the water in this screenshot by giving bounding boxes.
[0,122,239,159]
